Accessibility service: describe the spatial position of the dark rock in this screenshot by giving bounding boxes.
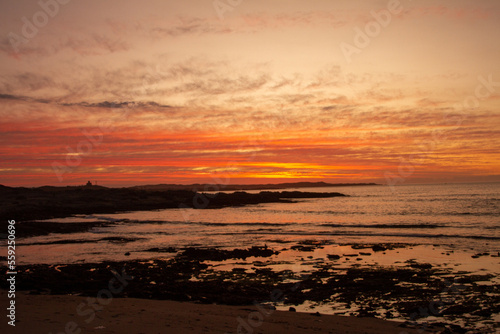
[472,252,490,258]
[446,324,467,334]
[372,245,387,252]
[406,260,432,269]
[145,247,177,253]
[291,245,315,252]
[0,185,346,228]
[179,246,278,261]
[102,237,139,243]
[289,307,296,312]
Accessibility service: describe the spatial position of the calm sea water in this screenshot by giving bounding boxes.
[9,182,500,331]
[16,182,500,264]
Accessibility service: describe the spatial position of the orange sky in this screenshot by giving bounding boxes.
[0,0,499,187]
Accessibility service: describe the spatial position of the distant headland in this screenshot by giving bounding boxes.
[131,181,378,191]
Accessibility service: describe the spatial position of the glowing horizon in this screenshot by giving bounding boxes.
[1,0,499,187]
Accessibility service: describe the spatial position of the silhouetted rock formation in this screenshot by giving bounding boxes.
[0,185,346,237]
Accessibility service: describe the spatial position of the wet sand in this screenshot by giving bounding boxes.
[0,290,432,334]
[2,243,498,332]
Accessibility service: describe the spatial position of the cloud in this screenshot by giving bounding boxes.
[0,92,52,104]
[0,93,172,110]
[400,5,492,20]
[0,32,130,59]
[150,17,233,37]
[2,92,498,186]
[141,11,351,41]
[60,33,130,56]
[4,72,55,93]
[63,101,172,109]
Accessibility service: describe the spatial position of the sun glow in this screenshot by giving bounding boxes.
[0,1,499,187]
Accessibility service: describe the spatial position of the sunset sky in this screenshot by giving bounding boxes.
[1,0,499,187]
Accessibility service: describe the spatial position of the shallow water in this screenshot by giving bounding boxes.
[4,182,500,332]
[11,182,500,265]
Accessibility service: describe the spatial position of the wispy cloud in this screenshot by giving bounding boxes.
[1,1,499,186]
[1,32,129,59]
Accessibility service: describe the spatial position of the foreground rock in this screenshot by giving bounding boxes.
[179,246,278,261]
[1,247,497,332]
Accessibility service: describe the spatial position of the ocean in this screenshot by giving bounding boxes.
[9,182,500,331]
[18,182,500,265]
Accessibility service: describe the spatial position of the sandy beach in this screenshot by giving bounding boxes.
[0,290,435,334]
[1,185,499,332]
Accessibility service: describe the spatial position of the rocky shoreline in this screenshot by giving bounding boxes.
[0,186,346,238]
[0,184,345,235]
[2,243,498,333]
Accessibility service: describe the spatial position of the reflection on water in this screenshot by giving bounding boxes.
[11,183,499,265]
[3,183,499,332]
